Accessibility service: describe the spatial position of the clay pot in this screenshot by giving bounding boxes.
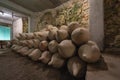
[26,33,34,39]
[67,57,86,77]
[39,51,52,64]
[23,48,34,56]
[58,40,75,58]
[33,39,40,48]
[48,28,58,40]
[78,41,101,63]
[48,53,65,68]
[26,40,34,48]
[55,30,69,42]
[34,31,49,41]
[71,28,89,46]
[28,49,42,61]
[39,40,48,51]
[59,25,68,31]
[17,47,29,56]
[48,40,58,53]
[68,22,80,34]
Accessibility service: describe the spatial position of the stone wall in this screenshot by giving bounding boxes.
[22,18,28,33]
[33,0,89,32]
[104,0,120,48]
[13,18,23,39]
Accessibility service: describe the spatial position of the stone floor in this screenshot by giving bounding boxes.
[86,53,120,80]
[0,49,120,80]
[0,49,84,80]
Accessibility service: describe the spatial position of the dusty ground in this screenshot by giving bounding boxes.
[0,49,120,80]
[86,53,120,80]
[0,49,85,80]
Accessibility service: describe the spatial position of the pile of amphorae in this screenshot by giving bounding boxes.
[11,22,101,78]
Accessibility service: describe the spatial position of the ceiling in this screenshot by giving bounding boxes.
[0,0,69,24]
[0,6,28,24]
[9,0,69,12]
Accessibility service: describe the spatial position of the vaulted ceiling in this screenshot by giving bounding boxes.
[9,0,69,12]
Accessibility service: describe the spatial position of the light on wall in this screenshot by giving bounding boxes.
[0,11,12,18]
[3,13,12,17]
[0,12,2,15]
[0,11,4,15]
